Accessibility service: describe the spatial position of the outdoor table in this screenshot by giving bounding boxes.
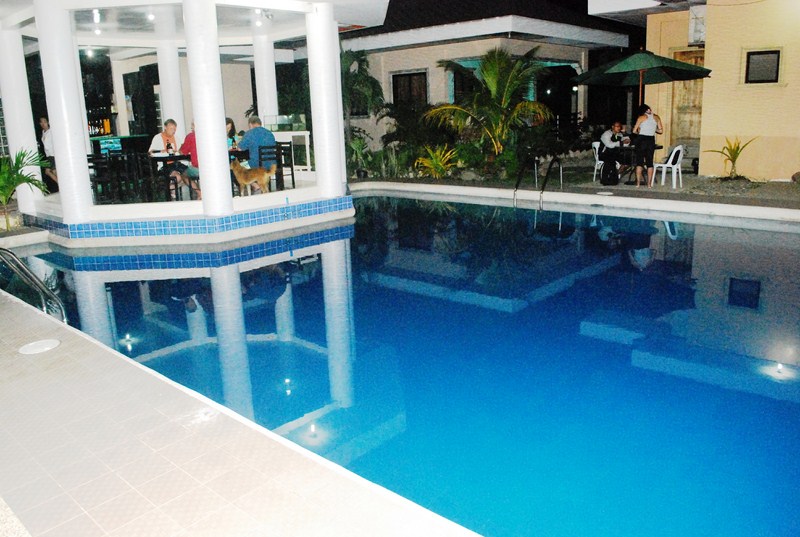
[150,152,191,200]
[618,143,663,184]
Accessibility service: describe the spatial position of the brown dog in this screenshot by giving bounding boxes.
[230,159,275,195]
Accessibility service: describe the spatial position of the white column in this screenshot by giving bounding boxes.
[0,28,45,214]
[183,0,233,216]
[72,272,115,348]
[156,8,186,140]
[306,3,346,197]
[33,0,93,224]
[73,42,91,154]
[111,61,129,136]
[321,240,355,408]
[253,28,279,120]
[275,282,295,341]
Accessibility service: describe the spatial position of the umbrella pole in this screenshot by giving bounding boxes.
[638,69,645,106]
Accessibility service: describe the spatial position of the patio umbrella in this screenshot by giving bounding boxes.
[573,50,711,106]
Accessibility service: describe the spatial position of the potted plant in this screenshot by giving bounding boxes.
[0,149,49,232]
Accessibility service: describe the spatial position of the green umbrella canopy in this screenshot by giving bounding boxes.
[573,50,711,105]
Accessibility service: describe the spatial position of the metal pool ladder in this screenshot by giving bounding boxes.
[513,156,563,210]
[0,247,68,323]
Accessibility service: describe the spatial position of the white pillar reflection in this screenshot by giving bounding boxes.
[321,240,355,408]
[209,265,254,419]
[72,272,114,348]
[275,281,295,342]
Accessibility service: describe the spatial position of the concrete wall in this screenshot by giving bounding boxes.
[351,38,586,149]
[698,0,800,180]
[648,0,800,180]
[645,10,693,165]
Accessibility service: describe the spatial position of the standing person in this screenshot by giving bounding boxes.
[148,119,187,199]
[236,116,276,171]
[178,122,202,200]
[632,104,663,188]
[38,116,58,189]
[598,121,630,185]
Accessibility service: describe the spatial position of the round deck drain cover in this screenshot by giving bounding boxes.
[18,339,61,355]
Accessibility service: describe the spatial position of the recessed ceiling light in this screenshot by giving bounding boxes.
[94,27,101,35]
[147,12,155,21]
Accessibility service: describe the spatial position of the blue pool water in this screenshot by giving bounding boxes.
[18,199,800,536]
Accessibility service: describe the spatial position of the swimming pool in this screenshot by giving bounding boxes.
[18,199,800,536]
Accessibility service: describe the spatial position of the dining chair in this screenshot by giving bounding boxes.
[276,141,296,190]
[591,141,603,182]
[87,154,115,204]
[655,145,684,189]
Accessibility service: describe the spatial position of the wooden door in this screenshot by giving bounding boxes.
[671,50,705,163]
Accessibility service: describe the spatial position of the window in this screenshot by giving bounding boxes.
[453,69,480,103]
[745,50,780,84]
[728,278,761,309]
[392,72,428,107]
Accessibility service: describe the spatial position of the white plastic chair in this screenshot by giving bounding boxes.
[591,141,604,182]
[655,145,684,189]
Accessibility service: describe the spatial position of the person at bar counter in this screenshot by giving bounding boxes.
[632,104,663,188]
[149,118,188,199]
[178,121,202,200]
[598,121,630,185]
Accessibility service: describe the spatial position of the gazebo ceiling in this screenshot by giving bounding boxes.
[1,0,388,58]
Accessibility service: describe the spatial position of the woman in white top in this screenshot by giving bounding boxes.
[632,104,663,188]
[38,116,58,185]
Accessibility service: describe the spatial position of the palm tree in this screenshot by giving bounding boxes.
[424,47,552,156]
[0,149,49,231]
[341,49,384,144]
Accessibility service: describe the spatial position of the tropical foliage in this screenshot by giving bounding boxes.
[0,149,49,230]
[704,136,757,178]
[415,145,458,179]
[424,47,552,156]
[341,49,384,143]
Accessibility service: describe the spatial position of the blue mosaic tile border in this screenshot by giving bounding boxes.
[24,196,352,240]
[39,225,354,272]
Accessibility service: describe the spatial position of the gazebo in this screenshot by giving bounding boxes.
[0,0,389,246]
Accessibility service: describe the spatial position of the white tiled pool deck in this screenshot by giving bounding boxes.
[0,292,478,537]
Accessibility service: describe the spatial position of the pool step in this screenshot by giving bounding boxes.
[579,309,670,345]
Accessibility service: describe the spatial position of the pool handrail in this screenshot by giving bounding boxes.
[0,247,67,323]
[513,155,563,210]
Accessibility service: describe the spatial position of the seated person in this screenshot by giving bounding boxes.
[149,118,188,199]
[236,116,276,193]
[599,121,630,184]
[178,122,202,200]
